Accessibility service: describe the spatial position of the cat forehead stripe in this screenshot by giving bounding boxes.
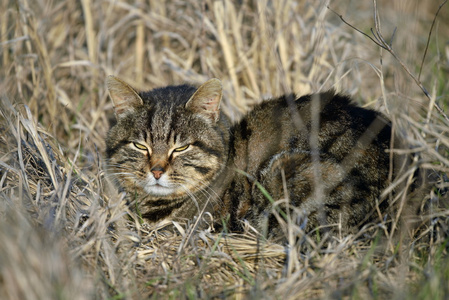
[151,106,174,142]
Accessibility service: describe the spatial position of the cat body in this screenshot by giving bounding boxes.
[106,76,392,235]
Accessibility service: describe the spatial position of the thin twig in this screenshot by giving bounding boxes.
[327,6,383,48]
[327,0,449,123]
[418,0,449,81]
[389,27,397,48]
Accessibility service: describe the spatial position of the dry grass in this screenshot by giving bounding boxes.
[1,0,449,298]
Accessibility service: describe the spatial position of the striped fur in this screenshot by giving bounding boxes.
[106,76,394,236]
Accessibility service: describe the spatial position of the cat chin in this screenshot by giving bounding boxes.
[143,184,176,197]
[142,175,178,196]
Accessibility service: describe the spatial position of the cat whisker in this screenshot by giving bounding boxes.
[178,183,202,212]
[179,177,222,207]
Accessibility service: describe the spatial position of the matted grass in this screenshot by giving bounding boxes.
[1,0,448,298]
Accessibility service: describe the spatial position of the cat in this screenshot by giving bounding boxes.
[105,76,395,237]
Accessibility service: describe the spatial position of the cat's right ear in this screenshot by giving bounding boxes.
[106,75,144,119]
[186,78,223,123]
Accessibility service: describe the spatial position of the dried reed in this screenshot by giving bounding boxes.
[1,0,448,298]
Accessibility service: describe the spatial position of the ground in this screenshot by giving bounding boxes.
[0,0,448,299]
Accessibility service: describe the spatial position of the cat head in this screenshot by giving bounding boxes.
[105,76,229,202]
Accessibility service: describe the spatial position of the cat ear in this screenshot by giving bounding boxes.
[185,78,223,123]
[106,75,144,119]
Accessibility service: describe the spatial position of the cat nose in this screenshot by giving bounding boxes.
[151,166,164,179]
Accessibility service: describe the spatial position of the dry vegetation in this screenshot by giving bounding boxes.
[1,0,449,298]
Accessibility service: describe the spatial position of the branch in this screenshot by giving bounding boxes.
[328,0,449,123]
[419,0,448,81]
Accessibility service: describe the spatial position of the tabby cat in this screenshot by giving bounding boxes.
[106,76,394,236]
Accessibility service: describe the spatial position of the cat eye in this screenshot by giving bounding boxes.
[133,142,148,151]
[173,145,189,152]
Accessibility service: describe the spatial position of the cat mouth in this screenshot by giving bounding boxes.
[144,182,177,197]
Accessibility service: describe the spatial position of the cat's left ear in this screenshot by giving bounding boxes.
[106,75,144,119]
[186,78,222,123]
